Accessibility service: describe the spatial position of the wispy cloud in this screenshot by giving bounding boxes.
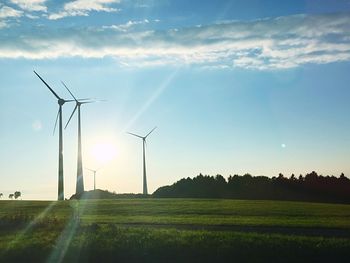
[25,13,40,19]
[103,19,150,32]
[1,12,350,70]
[0,5,23,28]
[10,0,47,12]
[0,5,23,19]
[48,0,121,20]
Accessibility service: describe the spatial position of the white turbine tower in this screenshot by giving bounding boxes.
[128,127,157,195]
[86,168,101,190]
[62,82,96,196]
[34,71,74,200]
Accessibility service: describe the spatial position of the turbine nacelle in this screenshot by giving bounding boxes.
[127,126,157,141]
[58,98,66,105]
[61,81,102,129]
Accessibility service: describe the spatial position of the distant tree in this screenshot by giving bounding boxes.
[243,173,252,178]
[9,194,14,199]
[14,191,21,199]
[305,171,318,182]
[0,193,3,198]
[215,174,226,184]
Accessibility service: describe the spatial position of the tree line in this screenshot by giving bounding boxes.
[153,172,350,203]
[0,191,21,200]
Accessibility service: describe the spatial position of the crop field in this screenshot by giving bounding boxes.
[1,199,350,262]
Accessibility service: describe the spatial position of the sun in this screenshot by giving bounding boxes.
[90,142,118,164]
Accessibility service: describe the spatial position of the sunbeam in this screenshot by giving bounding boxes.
[122,68,180,132]
[47,198,91,262]
[5,201,58,251]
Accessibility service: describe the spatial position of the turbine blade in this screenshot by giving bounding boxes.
[61,81,78,101]
[85,168,95,172]
[127,132,143,139]
[34,71,61,100]
[77,98,94,101]
[53,108,59,135]
[145,126,157,138]
[65,104,78,129]
[81,99,106,104]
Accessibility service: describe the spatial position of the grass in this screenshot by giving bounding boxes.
[1,199,350,262]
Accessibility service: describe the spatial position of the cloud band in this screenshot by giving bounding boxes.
[0,12,349,70]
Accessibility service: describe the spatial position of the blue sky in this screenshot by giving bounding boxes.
[0,0,350,200]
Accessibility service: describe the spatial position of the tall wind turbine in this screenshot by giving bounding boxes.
[128,127,157,195]
[86,168,100,190]
[63,82,96,196]
[34,71,73,200]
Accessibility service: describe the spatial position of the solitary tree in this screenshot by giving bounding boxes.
[0,193,3,198]
[14,191,21,199]
[9,194,14,199]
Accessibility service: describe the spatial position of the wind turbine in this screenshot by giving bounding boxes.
[62,82,97,196]
[34,70,73,200]
[128,127,157,195]
[85,168,100,190]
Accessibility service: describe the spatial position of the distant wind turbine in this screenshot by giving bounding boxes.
[34,71,74,200]
[128,127,157,195]
[62,81,97,196]
[85,167,101,190]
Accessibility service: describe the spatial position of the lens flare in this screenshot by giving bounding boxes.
[90,142,118,164]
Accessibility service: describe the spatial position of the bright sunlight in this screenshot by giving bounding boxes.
[89,142,118,165]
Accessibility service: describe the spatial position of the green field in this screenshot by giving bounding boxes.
[1,199,350,262]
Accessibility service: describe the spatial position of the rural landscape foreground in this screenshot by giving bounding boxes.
[1,198,350,262]
[1,0,350,262]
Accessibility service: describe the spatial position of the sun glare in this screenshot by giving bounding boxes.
[90,142,118,164]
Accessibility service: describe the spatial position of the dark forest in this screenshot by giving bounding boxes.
[153,172,350,204]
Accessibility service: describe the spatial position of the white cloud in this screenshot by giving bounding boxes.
[103,19,150,32]
[26,14,40,19]
[10,0,47,12]
[0,5,23,27]
[64,0,120,12]
[0,6,23,19]
[48,0,121,20]
[1,12,350,70]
